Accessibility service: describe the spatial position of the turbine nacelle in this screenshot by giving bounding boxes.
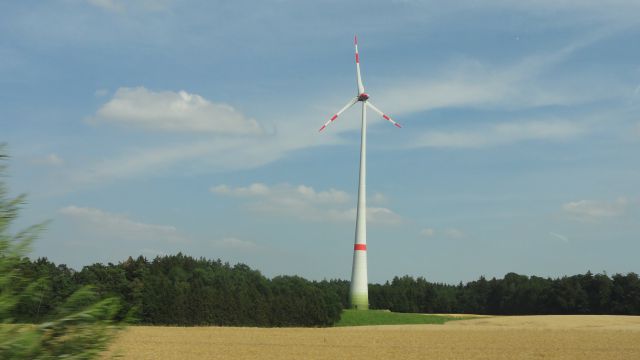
[317,36,403,132]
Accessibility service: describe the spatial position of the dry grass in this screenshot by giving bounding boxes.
[104,315,640,359]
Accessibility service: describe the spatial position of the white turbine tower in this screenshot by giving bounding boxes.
[319,36,401,310]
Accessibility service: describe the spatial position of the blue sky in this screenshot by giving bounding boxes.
[2,0,639,283]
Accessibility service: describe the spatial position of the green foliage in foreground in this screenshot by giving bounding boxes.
[0,293,120,359]
[336,310,458,327]
[0,145,121,359]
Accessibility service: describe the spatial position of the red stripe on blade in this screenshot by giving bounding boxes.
[395,123,402,128]
[355,53,359,63]
[383,114,390,120]
[319,125,326,132]
[354,244,367,251]
[330,115,338,121]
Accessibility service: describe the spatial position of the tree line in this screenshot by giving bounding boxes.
[12,254,342,327]
[10,254,640,327]
[368,272,640,315]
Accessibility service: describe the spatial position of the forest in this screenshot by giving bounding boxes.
[10,254,640,327]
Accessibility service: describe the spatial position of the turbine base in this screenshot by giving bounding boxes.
[349,292,369,310]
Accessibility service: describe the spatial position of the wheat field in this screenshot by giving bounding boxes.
[104,315,640,359]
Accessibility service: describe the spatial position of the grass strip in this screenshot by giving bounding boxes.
[335,310,470,327]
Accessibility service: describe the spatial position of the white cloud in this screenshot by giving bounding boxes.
[32,153,64,166]
[420,228,435,237]
[211,183,271,197]
[91,87,261,134]
[419,227,465,238]
[212,183,402,225]
[330,207,403,225]
[444,228,465,239]
[212,237,258,250]
[366,207,403,225]
[371,192,387,204]
[549,232,569,243]
[59,205,186,243]
[211,183,350,204]
[562,197,629,220]
[416,120,585,148]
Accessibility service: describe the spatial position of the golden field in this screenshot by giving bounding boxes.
[104,315,640,359]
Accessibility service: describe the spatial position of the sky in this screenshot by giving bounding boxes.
[2,0,639,284]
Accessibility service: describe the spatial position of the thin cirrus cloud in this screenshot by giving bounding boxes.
[444,228,465,239]
[498,0,640,22]
[420,228,465,239]
[211,183,402,225]
[90,87,261,134]
[86,0,170,12]
[70,136,298,186]
[562,197,629,220]
[59,205,186,243]
[211,183,350,204]
[337,207,403,226]
[379,33,614,118]
[420,228,435,237]
[415,120,585,148]
[549,232,569,243]
[377,35,616,150]
[87,0,124,12]
[32,153,64,166]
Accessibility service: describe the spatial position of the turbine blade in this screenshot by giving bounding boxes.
[355,35,365,94]
[367,102,402,128]
[318,97,358,132]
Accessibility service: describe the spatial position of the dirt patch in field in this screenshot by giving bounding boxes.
[104,315,640,359]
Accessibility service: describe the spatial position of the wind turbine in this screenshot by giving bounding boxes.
[319,36,401,310]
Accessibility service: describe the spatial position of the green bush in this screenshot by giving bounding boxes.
[0,145,121,359]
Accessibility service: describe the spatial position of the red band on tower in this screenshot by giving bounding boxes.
[354,244,367,251]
